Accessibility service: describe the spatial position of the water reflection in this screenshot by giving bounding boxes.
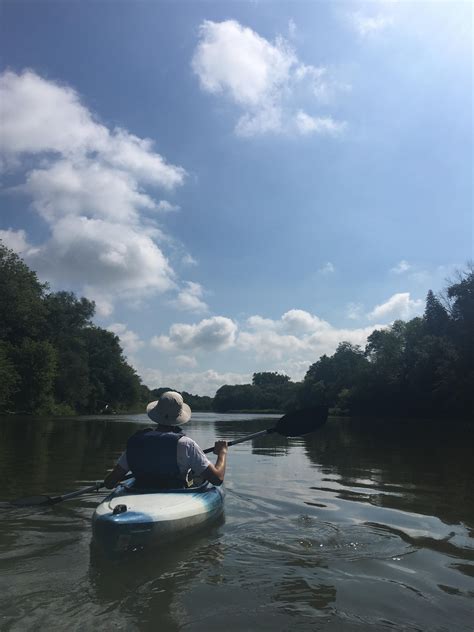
[88,523,225,632]
[1,413,473,631]
[214,416,290,456]
[302,417,474,527]
[0,416,140,501]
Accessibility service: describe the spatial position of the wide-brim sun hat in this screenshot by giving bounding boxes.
[146,391,192,425]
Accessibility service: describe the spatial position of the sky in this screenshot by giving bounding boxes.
[0,1,472,396]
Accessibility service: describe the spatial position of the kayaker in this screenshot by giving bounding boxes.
[104,391,228,489]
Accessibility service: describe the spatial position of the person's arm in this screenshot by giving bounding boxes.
[201,440,228,486]
[104,464,128,489]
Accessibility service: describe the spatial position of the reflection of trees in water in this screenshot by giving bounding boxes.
[214,417,272,438]
[214,417,290,457]
[0,417,137,498]
[250,432,289,457]
[303,417,474,526]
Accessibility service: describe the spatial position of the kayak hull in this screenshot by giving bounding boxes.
[92,479,224,552]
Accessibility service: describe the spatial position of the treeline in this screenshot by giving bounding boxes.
[0,243,148,415]
[213,372,298,412]
[149,387,213,412]
[213,267,473,419]
[2,241,472,420]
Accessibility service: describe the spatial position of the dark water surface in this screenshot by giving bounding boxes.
[0,413,473,631]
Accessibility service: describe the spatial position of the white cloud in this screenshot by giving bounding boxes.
[390,259,411,274]
[170,281,209,313]
[107,322,144,355]
[139,367,251,397]
[192,20,346,137]
[151,309,380,366]
[175,355,198,369]
[101,129,185,189]
[281,309,330,334]
[294,111,346,136]
[151,316,238,352]
[25,216,176,296]
[0,70,185,188]
[0,228,34,254]
[349,12,394,37]
[193,20,295,108]
[0,69,106,160]
[85,289,114,318]
[142,307,391,393]
[182,254,198,267]
[288,19,297,40]
[156,200,180,212]
[21,159,156,224]
[0,70,191,313]
[237,310,378,361]
[317,261,336,274]
[235,105,283,137]
[346,302,363,320]
[367,292,424,321]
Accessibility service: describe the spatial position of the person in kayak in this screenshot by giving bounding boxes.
[104,391,228,489]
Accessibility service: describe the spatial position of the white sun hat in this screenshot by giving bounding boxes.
[146,391,192,425]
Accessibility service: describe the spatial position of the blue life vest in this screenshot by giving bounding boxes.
[126,428,185,488]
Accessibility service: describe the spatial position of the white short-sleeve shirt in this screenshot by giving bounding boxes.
[117,432,211,477]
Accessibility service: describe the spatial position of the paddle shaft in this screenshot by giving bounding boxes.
[203,428,274,454]
[201,407,327,455]
[50,482,104,504]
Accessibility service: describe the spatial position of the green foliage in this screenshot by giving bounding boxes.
[213,375,299,413]
[0,341,19,411]
[182,391,214,411]
[252,372,290,387]
[10,339,58,414]
[302,343,369,409]
[423,290,450,336]
[0,241,145,415]
[213,384,258,412]
[447,264,474,325]
[298,267,473,419]
[83,327,141,411]
[0,243,47,343]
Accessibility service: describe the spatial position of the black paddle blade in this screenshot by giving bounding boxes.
[274,406,328,437]
[10,495,57,507]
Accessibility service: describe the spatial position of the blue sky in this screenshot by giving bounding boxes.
[1,1,472,395]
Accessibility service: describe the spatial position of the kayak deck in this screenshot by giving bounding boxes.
[92,479,224,552]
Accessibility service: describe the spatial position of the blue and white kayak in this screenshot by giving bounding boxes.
[92,479,224,552]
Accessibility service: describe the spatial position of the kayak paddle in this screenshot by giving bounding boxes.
[11,481,105,507]
[202,406,328,454]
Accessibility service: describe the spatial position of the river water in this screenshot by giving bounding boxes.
[0,413,473,631]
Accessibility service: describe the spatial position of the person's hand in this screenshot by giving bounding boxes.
[213,440,228,455]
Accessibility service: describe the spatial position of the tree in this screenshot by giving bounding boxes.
[252,372,290,388]
[42,292,96,411]
[213,384,259,412]
[445,266,474,417]
[301,343,369,409]
[84,327,141,411]
[447,265,474,325]
[10,339,57,414]
[0,242,47,343]
[423,290,450,336]
[43,291,95,339]
[0,342,19,411]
